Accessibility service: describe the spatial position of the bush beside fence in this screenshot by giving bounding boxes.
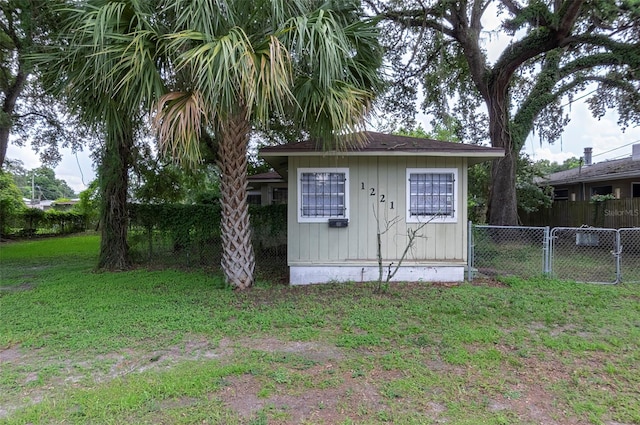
[4,208,88,237]
[128,203,288,280]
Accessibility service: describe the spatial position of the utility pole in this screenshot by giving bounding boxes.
[31,173,35,205]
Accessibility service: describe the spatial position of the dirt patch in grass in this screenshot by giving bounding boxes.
[0,337,232,418]
[235,337,345,362]
[0,345,23,363]
[220,366,393,424]
[0,282,35,292]
[2,334,636,424]
[494,355,578,425]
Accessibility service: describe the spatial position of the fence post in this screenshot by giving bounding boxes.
[467,220,473,281]
[615,230,622,283]
[543,226,551,275]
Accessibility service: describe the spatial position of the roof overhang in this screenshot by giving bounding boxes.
[260,148,504,177]
[258,132,504,178]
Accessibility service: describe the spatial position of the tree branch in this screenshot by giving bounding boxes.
[490,0,585,90]
[557,0,585,35]
[12,110,61,125]
[470,0,489,33]
[380,8,457,38]
[501,0,554,30]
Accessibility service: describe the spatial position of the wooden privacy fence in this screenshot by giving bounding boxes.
[521,198,640,228]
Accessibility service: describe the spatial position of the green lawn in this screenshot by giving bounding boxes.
[1,235,639,424]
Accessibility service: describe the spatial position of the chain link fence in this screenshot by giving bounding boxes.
[469,223,640,284]
[619,228,640,283]
[128,204,288,283]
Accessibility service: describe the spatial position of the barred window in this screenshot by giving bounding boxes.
[298,168,349,222]
[407,169,457,222]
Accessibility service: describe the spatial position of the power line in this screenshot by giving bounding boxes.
[561,89,598,108]
[593,139,640,157]
[75,151,86,187]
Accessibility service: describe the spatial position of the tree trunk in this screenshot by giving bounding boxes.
[217,111,255,289]
[0,126,10,169]
[96,123,132,270]
[487,152,518,225]
[0,68,27,168]
[486,94,519,226]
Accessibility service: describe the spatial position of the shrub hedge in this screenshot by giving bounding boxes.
[127,203,287,261]
[6,203,287,255]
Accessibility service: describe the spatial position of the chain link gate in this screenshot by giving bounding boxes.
[619,228,640,283]
[549,227,619,284]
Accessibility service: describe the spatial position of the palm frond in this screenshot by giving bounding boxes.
[154,91,206,167]
[282,4,382,146]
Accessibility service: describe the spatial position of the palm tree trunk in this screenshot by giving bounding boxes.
[217,110,255,289]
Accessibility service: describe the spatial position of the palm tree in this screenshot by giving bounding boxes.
[41,0,380,286]
[38,0,166,269]
[154,0,382,289]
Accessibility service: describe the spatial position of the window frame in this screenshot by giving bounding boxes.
[297,168,349,223]
[591,185,613,197]
[406,168,458,223]
[553,188,569,201]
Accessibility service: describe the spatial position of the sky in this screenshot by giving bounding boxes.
[520,104,640,164]
[5,3,640,194]
[6,143,95,195]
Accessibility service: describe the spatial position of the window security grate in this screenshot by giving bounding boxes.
[408,173,454,217]
[300,172,346,217]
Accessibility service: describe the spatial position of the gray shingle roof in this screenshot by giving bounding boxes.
[541,156,640,185]
[259,131,504,156]
[247,171,283,181]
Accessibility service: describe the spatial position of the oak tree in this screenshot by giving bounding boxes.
[367,0,640,224]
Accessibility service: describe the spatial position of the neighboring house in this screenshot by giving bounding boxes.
[247,171,287,206]
[541,145,640,201]
[23,199,55,211]
[260,131,503,285]
[22,199,80,211]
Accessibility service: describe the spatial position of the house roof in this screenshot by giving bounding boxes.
[247,171,284,182]
[247,171,285,191]
[260,131,504,175]
[541,156,640,186]
[260,131,503,156]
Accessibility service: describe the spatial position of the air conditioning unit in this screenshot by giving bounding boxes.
[576,232,599,246]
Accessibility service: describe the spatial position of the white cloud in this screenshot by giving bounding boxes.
[524,146,577,163]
